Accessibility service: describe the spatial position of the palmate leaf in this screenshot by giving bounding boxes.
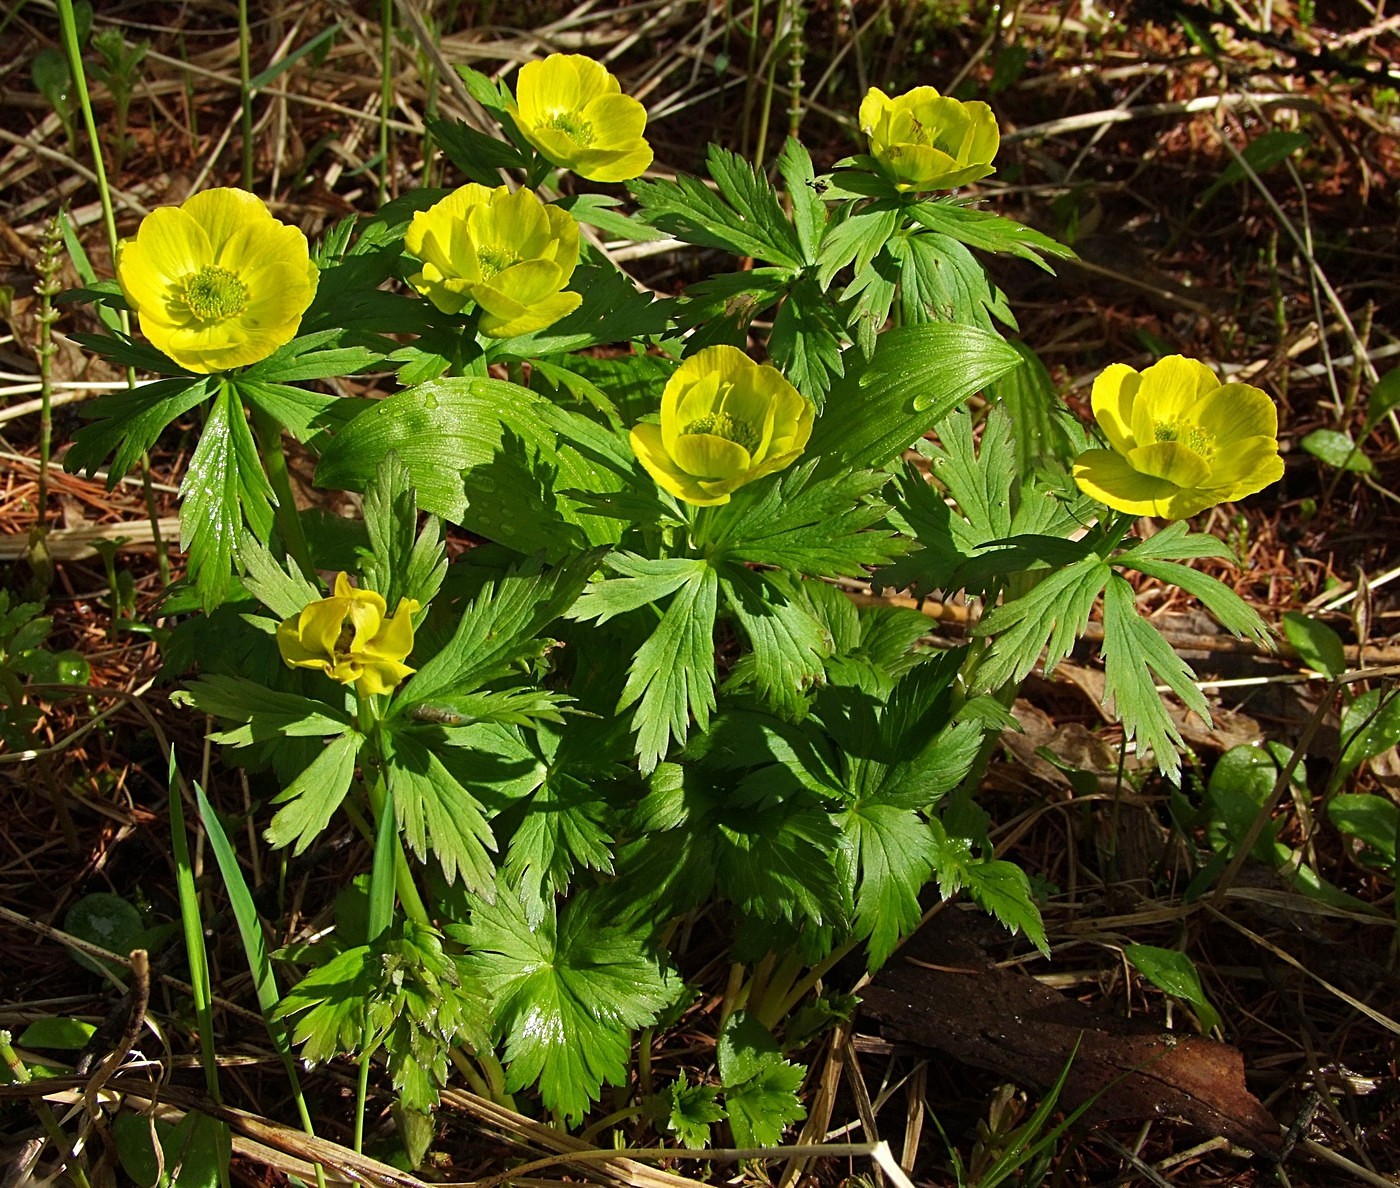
[907,200,1074,271]
[716,1014,807,1147]
[619,561,719,774]
[236,328,382,383]
[265,731,363,854]
[359,452,447,611]
[721,568,830,720]
[666,1073,726,1148]
[454,894,676,1124]
[503,771,614,926]
[237,380,367,448]
[65,375,214,484]
[836,798,936,968]
[816,202,900,289]
[382,727,497,892]
[569,556,709,625]
[632,144,804,269]
[710,462,903,578]
[890,230,1016,333]
[769,275,847,405]
[1100,572,1211,783]
[963,860,1049,955]
[177,674,351,745]
[971,555,1111,690]
[239,532,322,619]
[394,550,603,712]
[181,382,275,609]
[714,797,846,928]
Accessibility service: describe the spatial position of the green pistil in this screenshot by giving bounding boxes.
[475,246,520,279]
[682,412,760,455]
[181,266,248,322]
[546,111,595,146]
[1153,420,1214,460]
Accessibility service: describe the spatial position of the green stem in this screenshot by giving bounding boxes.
[354,1051,372,1154]
[249,402,315,579]
[238,0,253,189]
[0,1033,93,1188]
[357,711,431,928]
[57,0,169,583]
[753,948,806,1031]
[379,0,393,205]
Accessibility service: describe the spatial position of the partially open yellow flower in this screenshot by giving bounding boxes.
[404,184,581,338]
[630,346,814,507]
[1072,356,1285,520]
[858,86,999,192]
[116,188,318,373]
[276,574,421,697]
[507,53,653,183]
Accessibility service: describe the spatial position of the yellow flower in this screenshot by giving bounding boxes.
[1071,356,1285,520]
[858,86,999,192]
[630,346,814,507]
[276,574,421,697]
[507,53,653,183]
[116,188,318,373]
[404,184,582,338]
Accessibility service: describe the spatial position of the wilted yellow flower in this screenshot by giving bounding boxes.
[404,184,581,338]
[507,53,653,183]
[276,574,421,697]
[630,346,814,507]
[858,86,999,192]
[116,188,318,373]
[1072,356,1285,520]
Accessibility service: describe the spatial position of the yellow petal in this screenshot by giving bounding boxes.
[631,423,730,505]
[671,432,751,480]
[1188,381,1278,446]
[1209,436,1285,499]
[583,92,648,146]
[1130,355,1219,443]
[182,188,273,254]
[858,87,894,135]
[479,289,581,338]
[574,143,653,183]
[355,658,415,698]
[1090,363,1142,453]
[1072,449,1185,518]
[1126,441,1213,488]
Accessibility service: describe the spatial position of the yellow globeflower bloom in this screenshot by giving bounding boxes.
[116,188,318,373]
[507,53,653,183]
[630,346,814,507]
[858,86,999,192]
[276,574,421,697]
[404,184,582,338]
[1072,356,1285,521]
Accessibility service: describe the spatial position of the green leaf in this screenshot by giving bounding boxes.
[239,531,322,620]
[559,193,672,244]
[716,1014,807,1147]
[962,859,1049,955]
[503,772,614,926]
[1200,130,1309,206]
[836,798,935,968]
[971,554,1111,689]
[569,556,709,625]
[807,323,1023,478]
[64,893,143,976]
[275,944,378,1063]
[715,798,845,928]
[237,380,366,448]
[178,674,352,745]
[1128,556,1272,648]
[1205,744,1286,859]
[382,728,496,891]
[619,561,719,773]
[181,383,275,609]
[1301,428,1372,473]
[1328,793,1398,867]
[455,895,675,1124]
[710,462,903,577]
[768,276,847,405]
[396,550,601,710]
[248,22,340,88]
[315,376,628,555]
[1281,611,1346,678]
[1122,944,1221,1032]
[632,145,803,268]
[1101,572,1211,783]
[989,341,1078,471]
[114,1111,229,1188]
[1365,368,1400,431]
[265,731,363,854]
[1337,689,1400,783]
[907,201,1074,271]
[666,1073,726,1148]
[237,329,381,383]
[890,231,1015,333]
[816,202,899,289]
[722,569,830,720]
[18,1018,96,1049]
[428,115,529,185]
[64,376,213,483]
[360,451,447,611]
[777,137,826,263]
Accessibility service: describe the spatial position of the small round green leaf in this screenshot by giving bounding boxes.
[1281,611,1346,678]
[1300,428,1373,473]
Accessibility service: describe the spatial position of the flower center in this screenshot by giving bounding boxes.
[682,412,760,455]
[546,111,595,147]
[475,246,521,279]
[180,266,249,323]
[1153,420,1214,460]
